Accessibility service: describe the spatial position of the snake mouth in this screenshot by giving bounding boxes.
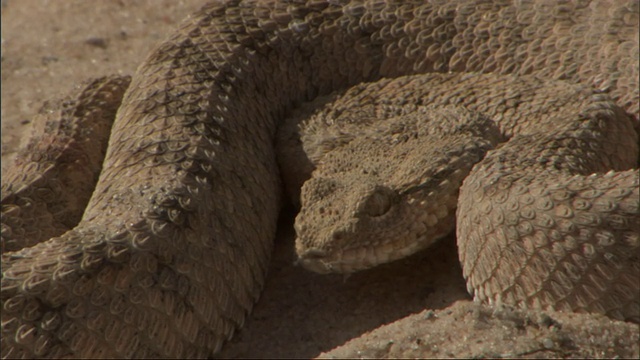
[296,216,458,274]
[296,255,366,274]
[296,249,334,274]
[296,247,375,274]
[296,238,420,274]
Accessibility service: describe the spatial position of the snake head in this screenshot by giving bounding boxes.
[294,107,500,274]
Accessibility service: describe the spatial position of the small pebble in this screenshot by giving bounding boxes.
[85,37,108,49]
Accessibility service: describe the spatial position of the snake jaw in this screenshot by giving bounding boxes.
[295,249,333,274]
[294,207,454,274]
[295,247,374,274]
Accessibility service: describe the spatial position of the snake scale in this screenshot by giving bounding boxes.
[1,0,639,358]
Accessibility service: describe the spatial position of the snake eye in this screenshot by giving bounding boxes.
[358,186,396,217]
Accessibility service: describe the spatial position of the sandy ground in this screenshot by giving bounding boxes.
[2,1,639,358]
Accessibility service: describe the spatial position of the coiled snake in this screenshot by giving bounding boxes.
[1,0,638,358]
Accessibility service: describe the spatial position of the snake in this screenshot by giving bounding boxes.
[1,0,638,358]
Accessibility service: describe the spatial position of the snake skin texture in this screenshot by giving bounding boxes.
[284,73,640,288]
[1,0,639,358]
[2,76,131,254]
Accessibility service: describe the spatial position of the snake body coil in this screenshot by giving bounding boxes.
[1,1,638,358]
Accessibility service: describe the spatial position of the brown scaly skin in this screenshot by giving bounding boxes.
[282,72,638,321]
[1,1,639,358]
[1,76,131,254]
